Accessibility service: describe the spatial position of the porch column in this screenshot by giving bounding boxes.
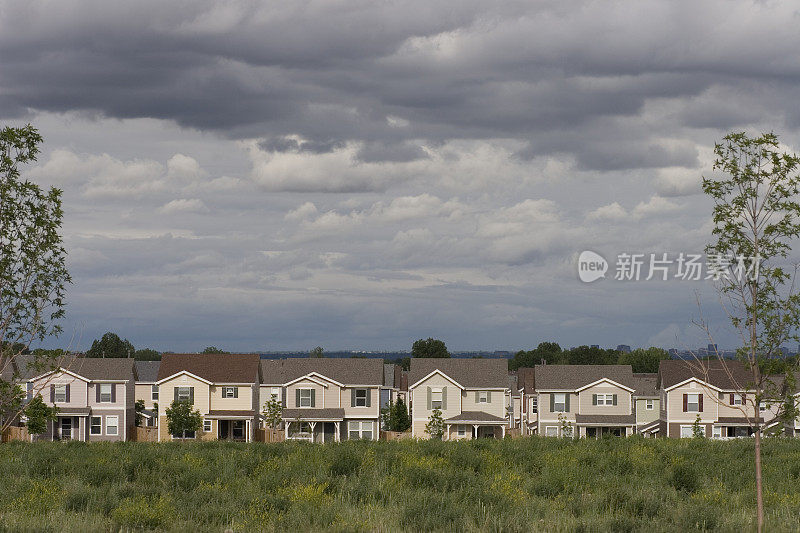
[335,421,340,442]
[309,422,316,443]
[445,424,451,441]
[501,425,505,439]
[473,424,479,440]
[246,420,251,443]
[285,421,290,440]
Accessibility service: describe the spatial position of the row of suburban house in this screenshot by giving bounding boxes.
[2,353,797,442]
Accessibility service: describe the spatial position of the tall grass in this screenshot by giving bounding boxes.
[1,437,800,531]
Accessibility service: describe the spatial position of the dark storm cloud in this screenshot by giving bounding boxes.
[4,1,800,172]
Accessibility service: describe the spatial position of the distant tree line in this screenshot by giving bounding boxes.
[508,342,671,373]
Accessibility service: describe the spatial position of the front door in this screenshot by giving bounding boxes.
[586,427,597,438]
[60,417,72,441]
[323,422,335,443]
[219,420,230,440]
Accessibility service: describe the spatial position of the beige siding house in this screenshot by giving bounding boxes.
[260,358,385,442]
[408,359,510,439]
[657,359,781,439]
[535,365,637,438]
[25,357,136,442]
[156,353,261,442]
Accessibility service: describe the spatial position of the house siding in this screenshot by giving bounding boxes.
[577,383,632,416]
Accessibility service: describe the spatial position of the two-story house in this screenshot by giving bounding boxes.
[408,358,510,439]
[134,360,160,427]
[156,353,261,442]
[632,373,660,436]
[26,357,137,442]
[260,358,385,442]
[535,365,637,438]
[657,359,781,439]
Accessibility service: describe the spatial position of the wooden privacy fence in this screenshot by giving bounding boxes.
[134,427,158,442]
[1,426,30,443]
[381,431,412,441]
[254,428,285,443]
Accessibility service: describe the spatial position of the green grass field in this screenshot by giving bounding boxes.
[2,437,800,532]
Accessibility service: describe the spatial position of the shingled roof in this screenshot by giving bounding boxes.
[158,353,260,383]
[517,367,536,393]
[134,360,160,383]
[408,358,509,389]
[261,357,385,386]
[658,359,755,390]
[632,373,659,398]
[534,365,636,390]
[24,356,137,382]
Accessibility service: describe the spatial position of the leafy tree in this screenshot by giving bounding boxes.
[309,346,324,358]
[509,342,562,370]
[135,399,145,427]
[425,408,445,440]
[0,125,70,432]
[86,332,134,358]
[412,338,449,358]
[700,131,800,532]
[201,346,230,354]
[691,415,705,439]
[165,400,202,440]
[24,395,58,437]
[262,396,283,429]
[563,345,619,365]
[558,413,574,439]
[381,398,411,432]
[134,348,160,361]
[617,347,671,373]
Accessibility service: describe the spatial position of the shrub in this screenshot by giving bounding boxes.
[111,495,174,529]
[670,463,699,493]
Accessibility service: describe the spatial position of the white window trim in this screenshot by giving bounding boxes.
[203,419,212,432]
[646,400,654,410]
[686,393,700,412]
[545,425,559,437]
[596,393,613,406]
[222,386,237,398]
[105,415,119,436]
[299,388,313,407]
[553,393,566,413]
[732,394,744,406]
[680,424,704,438]
[151,384,159,401]
[100,383,113,403]
[355,389,368,407]
[271,387,280,400]
[457,425,466,436]
[348,420,373,440]
[431,389,443,410]
[54,384,67,403]
[478,391,488,404]
[176,387,192,402]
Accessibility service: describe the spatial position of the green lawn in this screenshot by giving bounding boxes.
[1,437,800,531]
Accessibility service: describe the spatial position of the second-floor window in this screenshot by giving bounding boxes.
[175,387,193,402]
[759,401,769,412]
[151,385,158,401]
[646,400,654,410]
[594,394,616,406]
[531,397,538,413]
[299,388,314,407]
[552,393,567,412]
[99,384,112,403]
[271,387,280,401]
[222,386,238,398]
[478,391,489,403]
[685,393,702,412]
[54,385,67,403]
[431,389,443,410]
[354,389,368,407]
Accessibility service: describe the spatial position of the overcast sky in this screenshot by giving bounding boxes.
[3,1,800,353]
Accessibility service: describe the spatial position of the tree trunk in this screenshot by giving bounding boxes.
[754,427,764,532]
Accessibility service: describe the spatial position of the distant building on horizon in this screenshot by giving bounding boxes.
[616,344,631,353]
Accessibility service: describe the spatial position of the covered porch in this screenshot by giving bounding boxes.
[283,408,345,443]
[206,410,256,442]
[50,408,91,441]
[575,414,635,438]
[712,417,761,439]
[445,411,508,440]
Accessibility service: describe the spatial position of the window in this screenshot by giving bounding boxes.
[759,401,769,412]
[203,419,212,432]
[172,429,196,439]
[222,386,238,398]
[545,426,558,437]
[531,397,538,413]
[90,416,102,435]
[686,393,700,412]
[232,421,245,439]
[478,391,488,403]
[54,385,67,403]
[431,389,443,410]
[712,426,722,439]
[646,400,654,410]
[595,394,615,406]
[553,393,566,412]
[354,389,368,407]
[348,421,373,440]
[680,425,704,438]
[151,385,158,401]
[99,383,112,403]
[271,387,280,400]
[457,425,466,437]
[105,416,119,436]
[299,388,313,407]
[175,387,192,402]
[732,394,744,406]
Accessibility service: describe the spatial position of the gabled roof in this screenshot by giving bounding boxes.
[134,360,160,383]
[658,359,755,391]
[260,357,384,386]
[408,358,509,389]
[158,353,260,384]
[534,365,635,391]
[30,357,136,382]
[632,373,659,398]
[517,367,536,394]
